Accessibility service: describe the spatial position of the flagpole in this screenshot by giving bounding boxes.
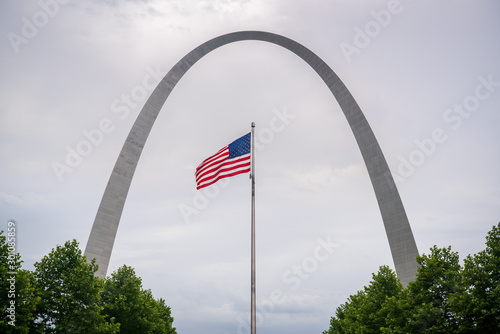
[250,122,256,334]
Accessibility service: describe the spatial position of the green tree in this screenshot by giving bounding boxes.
[101,265,176,334]
[402,246,462,333]
[0,230,38,334]
[32,239,119,334]
[324,223,500,333]
[324,265,403,334]
[452,222,500,333]
[143,291,177,334]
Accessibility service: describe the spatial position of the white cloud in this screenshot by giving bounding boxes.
[0,191,51,208]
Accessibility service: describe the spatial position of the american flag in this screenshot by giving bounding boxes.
[195,133,251,190]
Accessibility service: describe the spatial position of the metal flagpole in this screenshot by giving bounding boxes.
[250,122,256,334]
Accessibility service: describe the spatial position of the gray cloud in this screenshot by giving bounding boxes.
[1,1,499,333]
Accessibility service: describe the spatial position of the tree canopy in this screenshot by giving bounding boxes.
[0,235,176,334]
[101,265,176,334]
[0,231,38,334]
[324,222,500,334]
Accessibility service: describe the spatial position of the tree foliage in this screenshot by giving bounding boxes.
[327,265,403,333]
[452,223,500,333]
[0,235,176,334]
[32,239,119,334]
[324,222,500,334]
[0,231,38,334]
[102,265,176,334]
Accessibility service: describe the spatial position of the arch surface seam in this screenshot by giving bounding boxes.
[84,31,419,286]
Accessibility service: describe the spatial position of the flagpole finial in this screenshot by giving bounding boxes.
[251,122,255,128]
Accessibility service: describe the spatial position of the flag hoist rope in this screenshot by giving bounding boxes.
[250,122,256,334]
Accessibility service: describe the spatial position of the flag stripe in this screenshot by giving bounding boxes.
[196,168,251,189]
[196,154,250,182]
[196,155,251,188]
[195,149,229,178]
[196,165,251,189]
[197,163,250,189]
[195,133,251,190]
[195,148,229,176]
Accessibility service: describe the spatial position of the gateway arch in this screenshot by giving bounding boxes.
[84,31,419,286]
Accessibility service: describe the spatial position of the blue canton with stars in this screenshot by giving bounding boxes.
[228,133,251,158]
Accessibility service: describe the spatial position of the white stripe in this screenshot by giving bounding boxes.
[196,156,226,178]
[197,161,250,187]
[196,148,229,176]
[196,154,251,182]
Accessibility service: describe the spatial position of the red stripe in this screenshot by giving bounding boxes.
[197,167,251,190]
[196,155,250,183]
[195,154,230,179]
[195,148,229,177]
[196,160,250,186]
[196,147,227,170]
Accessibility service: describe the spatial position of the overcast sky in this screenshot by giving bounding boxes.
[1,1,500,333]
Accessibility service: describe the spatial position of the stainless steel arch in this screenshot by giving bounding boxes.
[84,31,419,285]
